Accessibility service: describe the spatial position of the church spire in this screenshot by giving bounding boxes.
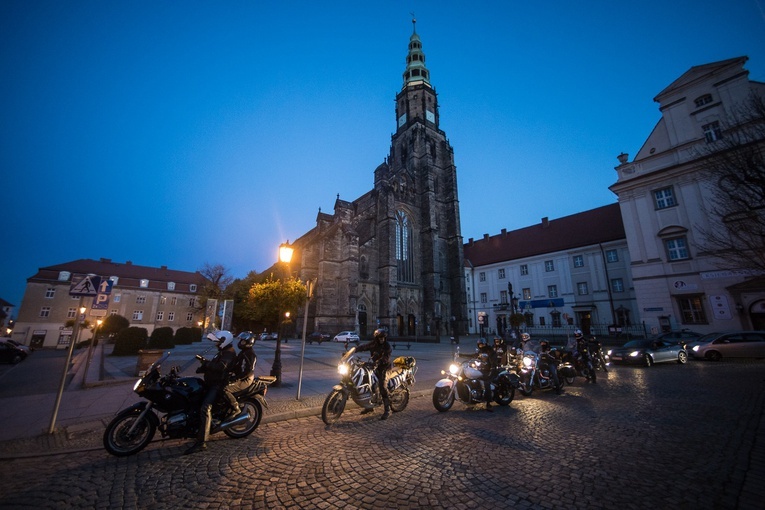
[402,15,431,89]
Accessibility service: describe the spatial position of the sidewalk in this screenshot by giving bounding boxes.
[0,339,454,459]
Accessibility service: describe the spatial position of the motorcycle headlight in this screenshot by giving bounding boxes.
[338,363,350,376]
[523,356,534,368]
[606,349,612,356]
[133,378,144,392]
[448,363,460,376]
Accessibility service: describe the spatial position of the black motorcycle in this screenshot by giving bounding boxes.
[514,340,563,396]
[588,338,609,372]
[103,352,275,456]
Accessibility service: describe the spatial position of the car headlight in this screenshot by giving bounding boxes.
[692,345,699,352]
[628,351,641,357]
[449,363,460,376]
[338,363,350,376]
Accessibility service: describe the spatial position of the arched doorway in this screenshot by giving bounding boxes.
[358,304,368,338]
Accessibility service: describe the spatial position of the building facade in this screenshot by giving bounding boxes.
[12,258,208,348]
[464,204,637,338]
[610,57,765,334]
[286,22,468,340]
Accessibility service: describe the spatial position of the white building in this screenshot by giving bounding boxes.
[610,56,765,334]
[464,204,637,339]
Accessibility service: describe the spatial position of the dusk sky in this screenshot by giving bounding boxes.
[2,1,764,310]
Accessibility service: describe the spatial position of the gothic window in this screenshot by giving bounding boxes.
[360,256,369,280]
[396,210,415,283]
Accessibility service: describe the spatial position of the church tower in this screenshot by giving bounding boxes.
[372,18,468,337]
[290,19,467,340]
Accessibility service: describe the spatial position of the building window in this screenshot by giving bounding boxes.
[189,297,197,307]
[480,293,487,303]
[171,297,177,306]
[520,264,528,276]
[500,290,508,304]
[677,296,708,324]
[136,295,146,304]
[360,256,369,280]
[190,284,197,292]
[524,313,534,327]
[539,317,546,326]
[611,278,625,293]
[545,260,554,272]
[167,282,175,291]
[498,268,505,279]
[548,285,558,298]
[606,249,619,263]
[665,237,690,261]
[40,307,51,318]
[395,210,415,283]
[573,255,584,268]
[551,311,562,328]
[156,311,164,321]
[577,282,589,295]
[168,312,175,322]
[114,294,121,303]
[186,312,194,322]
[479,272,486,282]
[654,187,677,209]
[694,94,713,107]
[45,288,56,298]
[522,288,531,300]
[67,308,77,318]
[159,296,166,305]
[703,121,722,143]
[132,310,144,321]
[110,309,118,316]
[140,279,149,288]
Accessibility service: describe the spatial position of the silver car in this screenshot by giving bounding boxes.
[690,331,765,361]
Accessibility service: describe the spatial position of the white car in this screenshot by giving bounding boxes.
[332,331,360,343]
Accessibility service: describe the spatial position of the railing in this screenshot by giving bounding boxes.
[521,324,648,345]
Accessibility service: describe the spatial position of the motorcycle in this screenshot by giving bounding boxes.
[588,338,610,372]
[103,352,275,456]
[432,348,518,412]
[321,347,417,425]
[513,340,563,396]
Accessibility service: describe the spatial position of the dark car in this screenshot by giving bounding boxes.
[690,331,765,361]
[608,339,688,367]
[307,332,330,344]
[0,342,27,364]
[655,330,703,348]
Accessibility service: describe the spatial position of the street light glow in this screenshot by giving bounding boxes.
[279,242,294,264]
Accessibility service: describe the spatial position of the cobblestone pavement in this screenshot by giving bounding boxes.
[0,360,763,509]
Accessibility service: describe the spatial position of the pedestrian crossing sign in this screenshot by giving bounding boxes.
[69,275,102,296]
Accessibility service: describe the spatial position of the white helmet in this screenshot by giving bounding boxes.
[208,330,235,350]
[521,333,531,342]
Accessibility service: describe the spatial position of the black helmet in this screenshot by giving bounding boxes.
[493,337,505,347]
[540,340,550,351]
[574,329,584,339]
[238,336,254,349]
[477,338,487,349]
[373,328,388,342]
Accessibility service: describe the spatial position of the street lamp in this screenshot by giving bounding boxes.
[270,242,294,387]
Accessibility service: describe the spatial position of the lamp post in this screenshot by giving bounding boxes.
[270,242,294,387]
[49,304,86,434]
[296,278,315,400]
[84,318,102,381]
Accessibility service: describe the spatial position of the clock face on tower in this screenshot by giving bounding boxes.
[398,113,407,127]
[426,110,435,123]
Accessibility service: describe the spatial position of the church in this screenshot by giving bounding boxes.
[286,21,468,341]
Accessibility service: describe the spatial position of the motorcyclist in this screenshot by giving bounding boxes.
[185,330,238,455]
[493,336,508,366]
[220,333,258,420]
[355,328,393,420]
[573,329,596,383]
[539,339,561,389]
[462,338,497,412]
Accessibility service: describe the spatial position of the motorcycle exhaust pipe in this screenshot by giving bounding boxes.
[215,412,250,432]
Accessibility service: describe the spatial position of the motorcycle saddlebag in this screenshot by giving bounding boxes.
[558,365,577,378]
[393,356,415,369]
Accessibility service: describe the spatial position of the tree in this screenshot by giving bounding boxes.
[227,270,262,332]
[194,262,234,329]
[244,274,307,333]
[99,314,130,340]
[695,92,765,273]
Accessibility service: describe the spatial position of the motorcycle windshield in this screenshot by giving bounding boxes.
[148,352,171,373]
[340,346,356,363]
[523,340,543,355]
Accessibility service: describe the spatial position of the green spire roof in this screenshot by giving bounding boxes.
[402,17,431,88]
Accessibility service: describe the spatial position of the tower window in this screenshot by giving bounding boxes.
[396,210,415,283]
[694,94,713,107]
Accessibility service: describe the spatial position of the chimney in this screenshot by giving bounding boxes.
[501,228,507,236]
[126,261,132,265]
[483,233,489,241]
[542,217,549,228]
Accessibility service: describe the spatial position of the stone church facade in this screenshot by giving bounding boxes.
[288,22,467,340]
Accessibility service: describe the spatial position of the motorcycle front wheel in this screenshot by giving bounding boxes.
[224,398,262,438]
[519,375,534,397]
[321,389,348,425]
[432,386,455,412]
[389,387,410,412]
[103,408,156,457]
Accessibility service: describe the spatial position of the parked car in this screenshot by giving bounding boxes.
[332,331,360,343]
[307,332,330,344]
[0,337,32,355]
[608,339,688,367]
[0,341,27,364]
[690,331,765,361]
[259,332,278,341]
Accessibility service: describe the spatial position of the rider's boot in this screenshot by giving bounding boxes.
[380,398,390,420]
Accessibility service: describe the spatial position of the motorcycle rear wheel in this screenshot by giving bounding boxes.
[389,387,410,412]
[224,398,262,438]
[321,389,347,425]
[103,409,156,457]
[432,386,455,412]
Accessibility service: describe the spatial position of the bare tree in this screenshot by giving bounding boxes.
[695,92,765,274]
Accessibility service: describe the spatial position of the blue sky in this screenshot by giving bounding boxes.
[2,1,764,309]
